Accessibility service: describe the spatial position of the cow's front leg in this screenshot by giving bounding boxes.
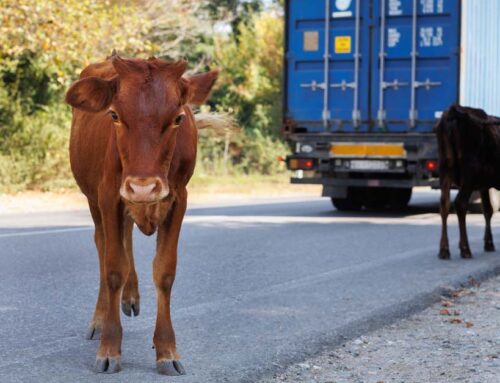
[121,215,140,317]
[95,199,129,373]
[438,177,452,259]
[153,190,187,376]
[455,187,473,258]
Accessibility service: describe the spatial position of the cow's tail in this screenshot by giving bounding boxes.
[194,112,237,132]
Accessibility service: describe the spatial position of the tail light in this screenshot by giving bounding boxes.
[425,160,438,172]
[288,158,316,170]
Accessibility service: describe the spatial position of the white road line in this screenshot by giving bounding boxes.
[0,227,92,239]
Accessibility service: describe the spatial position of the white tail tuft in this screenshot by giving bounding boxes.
[194,112,238,133]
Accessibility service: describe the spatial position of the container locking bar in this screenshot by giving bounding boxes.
[300,81,327,91]
[382,79,409,89]
[414,78,441,90]
[409,0,418,128]
[322,0,331,127]
[330,80,356,91]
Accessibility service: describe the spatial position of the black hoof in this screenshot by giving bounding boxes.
[438,249,451,260]
[460,249,473,259]
[121,299,140,317]
[485,242,496,252]
[157,360,186,376]
[95,356,122,374]
[86,324,101,340]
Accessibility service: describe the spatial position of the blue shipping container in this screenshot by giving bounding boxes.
[285,0,461,133]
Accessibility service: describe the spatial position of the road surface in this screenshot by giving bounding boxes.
[0,190,499,382]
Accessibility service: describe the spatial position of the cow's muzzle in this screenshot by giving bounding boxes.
[120,176,169,203]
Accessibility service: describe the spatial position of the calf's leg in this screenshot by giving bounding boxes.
[455,187,473,258]
[95,198,129,373]
[121,215,140,317]
[439,177,452,259]
[153,191,187,376]
[87,202,107,340]
[481,189,495,252]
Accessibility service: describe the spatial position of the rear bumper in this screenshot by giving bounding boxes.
[290,176,439,189]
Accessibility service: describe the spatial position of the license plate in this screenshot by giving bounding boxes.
[350,160,389,170]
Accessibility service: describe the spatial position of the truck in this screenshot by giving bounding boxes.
[283,0,500,210]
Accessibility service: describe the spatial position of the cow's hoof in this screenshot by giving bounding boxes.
[438,249,451,260]
[86,323,101,340]
[95,356,122,374]
[121,298,140,317]
[485,242,496,252]
[157,360,185,376]
[460,249,473,259]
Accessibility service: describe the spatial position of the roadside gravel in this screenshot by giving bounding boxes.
[260,275,500,383]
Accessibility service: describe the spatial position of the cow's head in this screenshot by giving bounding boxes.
[66,55,218,203]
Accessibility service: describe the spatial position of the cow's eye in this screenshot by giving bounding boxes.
[109,110,119,122]
[174,113,185,126]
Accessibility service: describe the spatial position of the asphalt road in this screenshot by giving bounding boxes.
[1,190,499,383]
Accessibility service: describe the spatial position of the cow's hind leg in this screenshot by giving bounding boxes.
[153,191,187,376]
[121,215,140,317]
[87,202,107,340]
[481,189,495,252]
[455,187,473,258]
[439,177,452,259]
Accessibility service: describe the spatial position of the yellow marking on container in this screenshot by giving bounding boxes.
[334,36,351,54]
[289,159,298,169]
[330,143,406,158]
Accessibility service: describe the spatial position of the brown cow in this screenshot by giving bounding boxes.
[436,104,500,259]
[65,53,218,374]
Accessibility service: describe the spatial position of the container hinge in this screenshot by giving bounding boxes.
[330,80,356,91]
[300,81,326,91]
[414,78,441,90]
[382,79,409,90]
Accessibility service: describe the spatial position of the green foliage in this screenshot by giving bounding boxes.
[0,0,289,192]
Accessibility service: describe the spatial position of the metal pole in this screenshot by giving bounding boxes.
[377,0,386,127]
[410,0,418,128]
[322,0,331,128]
[352,0,361,127]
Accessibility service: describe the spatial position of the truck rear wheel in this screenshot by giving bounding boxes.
[388,188,412,209]
[331,188,362,211]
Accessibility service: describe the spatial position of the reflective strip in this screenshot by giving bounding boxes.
[330,143,406,158]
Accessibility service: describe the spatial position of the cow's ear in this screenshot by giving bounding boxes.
[65,76,117,113]
[186,70,219,105]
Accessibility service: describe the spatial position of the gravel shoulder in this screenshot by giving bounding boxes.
[260,275,500,383]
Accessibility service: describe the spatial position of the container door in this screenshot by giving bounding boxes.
[286,0,370,132]
[327,0,371,132]
[372,0,460,132]
[287,0,330,131]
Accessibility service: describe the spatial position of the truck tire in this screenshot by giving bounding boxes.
[331,188,362,211]
[388,188,412,209]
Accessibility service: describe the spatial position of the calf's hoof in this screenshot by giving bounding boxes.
[86,323,102,340]
[95,356,122,374]
[157,360,186,376]
[438,249,451,260]
[484,242,496,252]
[121,298,140,317]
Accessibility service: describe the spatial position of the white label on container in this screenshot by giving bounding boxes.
[387,28,401,48]
[333,0,353,17]
[435,111,443,118]
[332,11,353,18]
[421,0,434,14]
[420,0,445,14]
[388,0,403,16]
[420,27,444,47]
